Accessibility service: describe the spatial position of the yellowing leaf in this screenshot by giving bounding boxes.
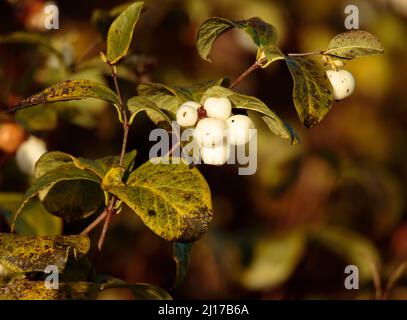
[0,278,172,300]
[9,80,120,112]
[106,2,144,64]
[0,233,90,273]
[102,159,213,242]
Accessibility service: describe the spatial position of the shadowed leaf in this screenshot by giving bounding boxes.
[11,164,101,229]
[311,227,380,283]
[197,17,277,62]
[285,57,333,128]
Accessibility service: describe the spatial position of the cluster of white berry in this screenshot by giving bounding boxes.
[176,97,255,165]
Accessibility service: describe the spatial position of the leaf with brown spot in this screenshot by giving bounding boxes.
[0,278,172,300]
[285,57,333,128]
[106,2,144,64]
[8,80,120,113]
[324,30,384,59]
[0,233,90,273]
[101,160,213,242]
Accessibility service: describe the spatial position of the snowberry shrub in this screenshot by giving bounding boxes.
[0,1,383,300]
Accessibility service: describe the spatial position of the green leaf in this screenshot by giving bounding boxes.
[11,164,101,229]
[41,180,104,223]
[137,82,183,115]
[197,17,278,62]
[285,57,333,128]
[311,227,380,283]
[324,30,384,59]
[127,96,173,125]
[172,242,193,289]
[0,233,90,273]
[15,105,58,132]
[0,278,171,300]
[9,80,120,113]
[240,231,306,290]
[258,45,285,68]
[0,32,65,65]
[106,2,144,64]
[101,159,213,242]
[0,193,62,236]
[201,86,299,144]
[35,150,138,181]
[74,150,138,181]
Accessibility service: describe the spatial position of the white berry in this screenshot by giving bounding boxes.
[195,118,227,147]
[16,136,47,175]
[226,115,255,145]
[200,144,230,165]
[176,104,198,127]
[203,97,232,120]
[326,69,355,100]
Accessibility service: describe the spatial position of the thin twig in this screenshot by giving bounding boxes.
[229,60,263,89]
[97,203,115,251]
[110,64,129,167]
[80,209,108,235]
[287,51,324,57]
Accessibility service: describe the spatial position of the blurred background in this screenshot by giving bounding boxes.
[0,0,407,299]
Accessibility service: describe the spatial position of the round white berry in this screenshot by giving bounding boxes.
[200,144,230,165]
[203,97,232,120]
[194,118,227,147]
[16,136,47,175]
[176,104,198,127]
[326,69,355,100]
[226,115,255,145]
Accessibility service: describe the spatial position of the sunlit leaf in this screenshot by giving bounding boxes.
[324,30,384,59]
[0,278,171,300]
[106,2,144,64]
[0,233,90,273]
[101,159,213,242]
[9,80,120,113]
